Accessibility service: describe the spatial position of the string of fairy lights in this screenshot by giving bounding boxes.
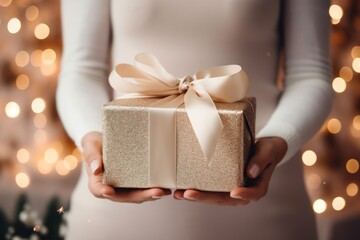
[0,0,81,190]
[0,0,359,217]
[301,3,360,215]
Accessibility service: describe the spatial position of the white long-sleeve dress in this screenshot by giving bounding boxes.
[57,0,333,239]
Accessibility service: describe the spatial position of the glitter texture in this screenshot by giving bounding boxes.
[102,97,256,192]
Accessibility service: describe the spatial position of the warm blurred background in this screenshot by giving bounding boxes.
[0,0,359,239]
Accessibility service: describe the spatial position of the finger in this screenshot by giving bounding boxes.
[173,189,185,200]
[232,163,276,201]
[247,139,276,179]
[88,173,115,198]
[182,189,249,206]
[82,134,103,176]
[106,188,171,203]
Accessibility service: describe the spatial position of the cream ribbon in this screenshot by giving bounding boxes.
[109,53,249,187]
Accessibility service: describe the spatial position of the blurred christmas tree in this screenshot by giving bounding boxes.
[0,209,10,239]
[2,193,67,240]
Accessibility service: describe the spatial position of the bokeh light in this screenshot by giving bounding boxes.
[15,172,30,188]
[37,160,52,175]
[40,63,57,76]
[0,0,12,7]
[346,159,359,174]
[25,5,39,21]
[16,74,30,90]
[63,155,78,171]
[313,199,327,214]
[15,51,30,67]
[327,118,342,134]
[332,197,346,211]
[332,77,346,93]
[353,58,360,73]
[350,125,360,138]
[31,98,46,113]
[44,148,58,164]
[7,17,21,34]
[346,183,358,197]
[5,101,20,118]
[30,49,43,67]
[33,113,47,128]
[339,66,353,82]
[353,115,360,131]
[41,49,57,65]
[329,4,343,25]
[351,46,360,58]
[17,148,30,163]
[34,23,50,40]
[56,161,70,176]
[302,150,317,166]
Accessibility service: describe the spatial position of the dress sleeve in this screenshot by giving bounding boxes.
[56,0,111,148]
[256,0,334,164]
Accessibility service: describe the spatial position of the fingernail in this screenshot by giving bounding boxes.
[152,195,162,199]
[102,194,113,198]
[231,195,247,200]
[249,164,260,178]
[90,160,100,175]
[185,195,197,200]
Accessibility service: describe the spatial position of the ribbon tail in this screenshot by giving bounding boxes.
[184,86,223,162]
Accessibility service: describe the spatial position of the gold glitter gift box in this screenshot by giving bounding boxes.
[102,97,255,192]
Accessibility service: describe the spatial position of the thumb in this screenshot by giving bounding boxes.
[246,138,279,179]
[82,131,103,176]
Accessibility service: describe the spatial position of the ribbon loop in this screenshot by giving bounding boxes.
[110,53,249,162]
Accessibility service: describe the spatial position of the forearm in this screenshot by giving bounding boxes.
[257,0,334,163]
[56,0,111,148]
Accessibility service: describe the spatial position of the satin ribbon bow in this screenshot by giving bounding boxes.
[109,53,249,162]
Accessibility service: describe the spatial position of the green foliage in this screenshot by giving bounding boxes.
[1,193,67,240]
[43,197,63,240]
[0,209,9,240]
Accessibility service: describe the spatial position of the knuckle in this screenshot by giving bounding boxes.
[86,150,100,159]
[88,180,102,198]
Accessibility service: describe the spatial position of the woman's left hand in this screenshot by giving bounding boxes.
[173,137,287,206]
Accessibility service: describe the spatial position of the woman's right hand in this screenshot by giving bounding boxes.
[81,131,171,203]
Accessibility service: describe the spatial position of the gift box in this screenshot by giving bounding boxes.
[102,97,255,192]
[102,53,254,192]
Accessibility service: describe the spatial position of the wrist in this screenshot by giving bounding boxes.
[256,137,287,165]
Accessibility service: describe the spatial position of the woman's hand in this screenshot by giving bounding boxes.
[173,137,287,206]
[81,131,171,203]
